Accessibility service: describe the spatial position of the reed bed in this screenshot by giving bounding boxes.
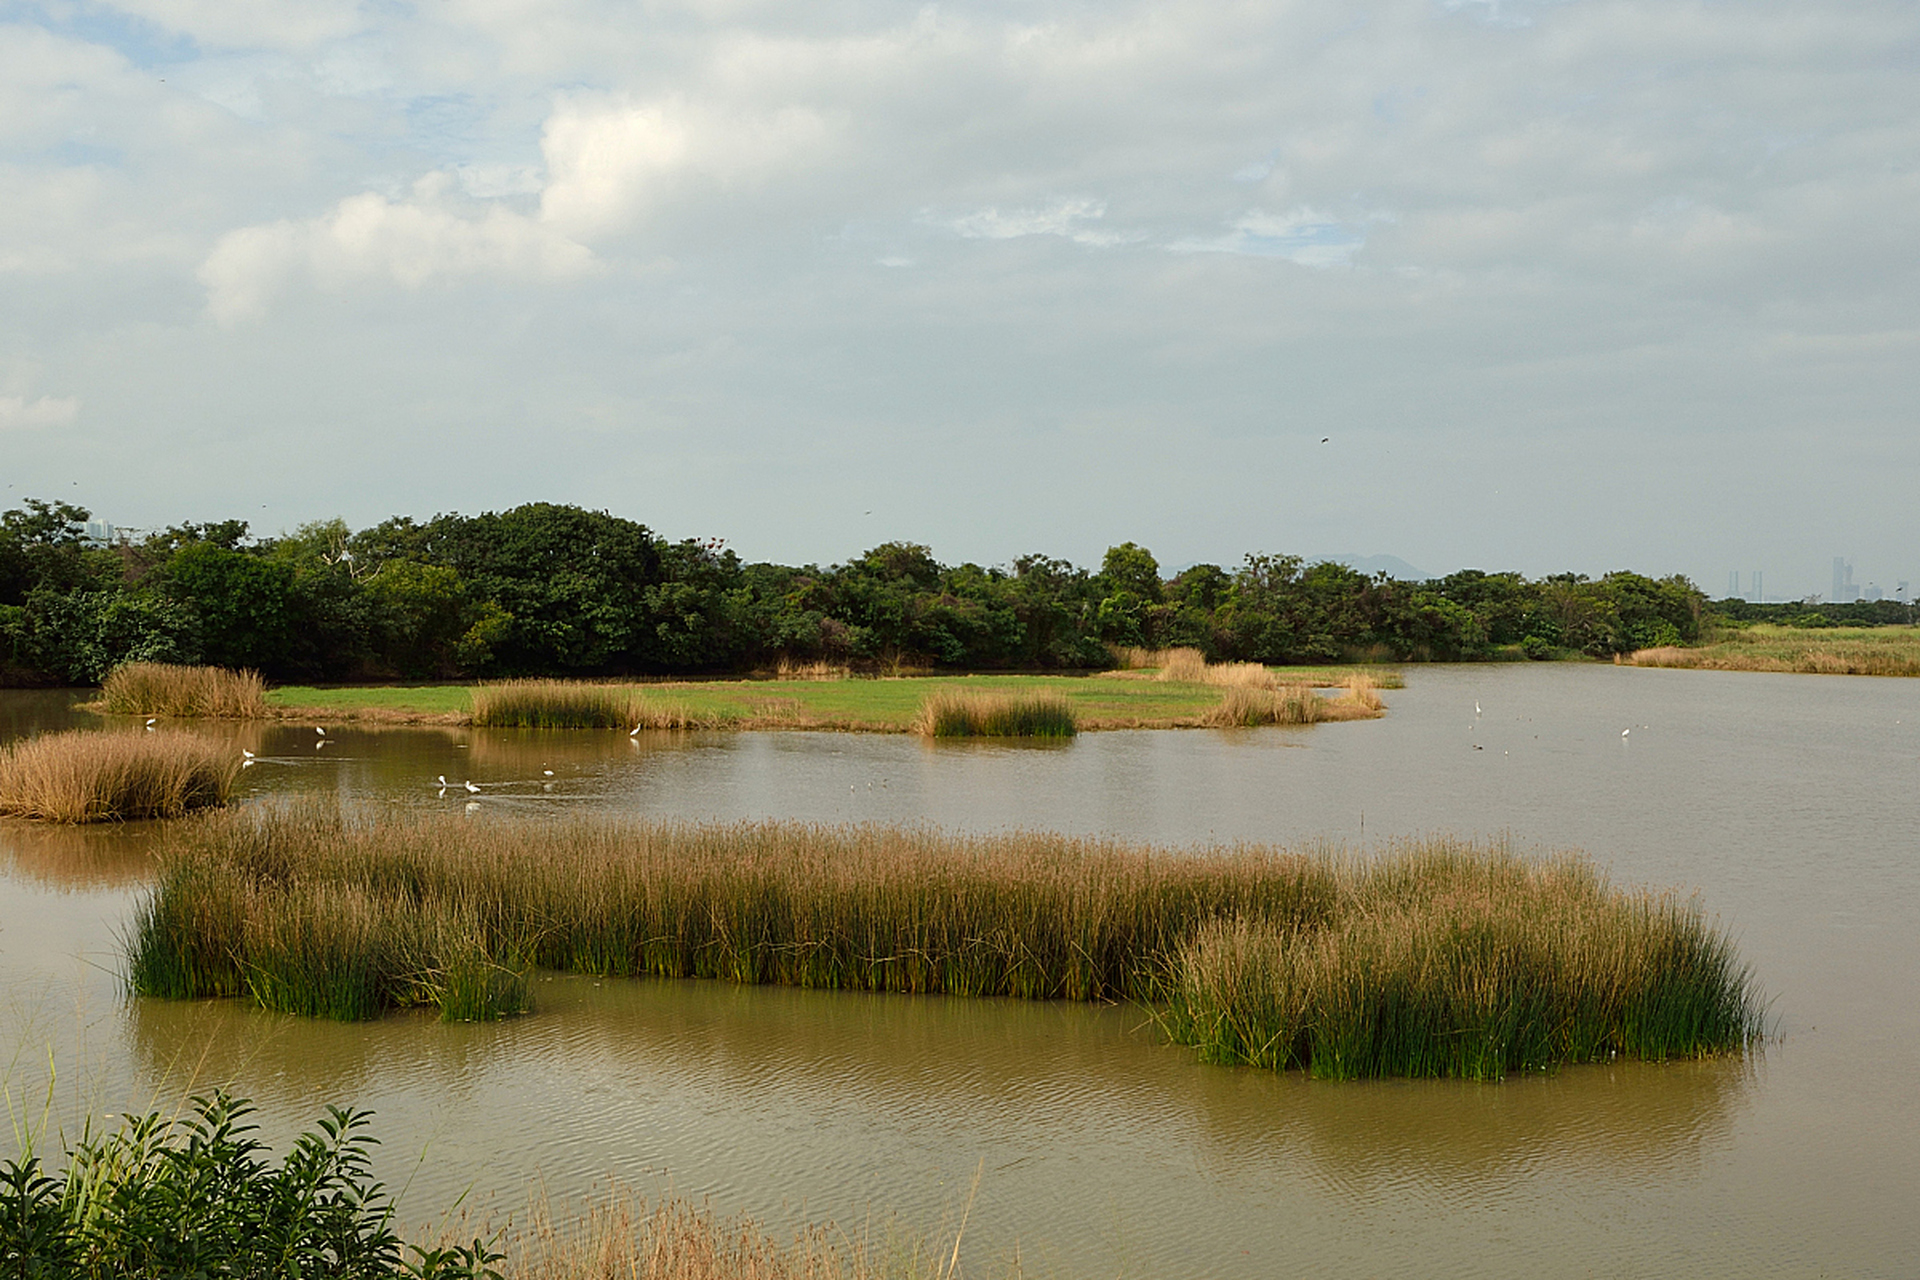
[98,662,268,719]
[1201,685,1322,727]
[911,690,1077,737]
[127,804,1763,1077]
[1629,627,1920,677]
[472,680,711,730]
[0,728,239,823]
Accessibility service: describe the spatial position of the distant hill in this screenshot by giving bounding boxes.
[1321,553,1430,582]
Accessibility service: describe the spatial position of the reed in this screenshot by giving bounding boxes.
[471,679,711,730]
[1628,626,1920,677]
[1202,685,1322,727]
[1340,672,1384,711]
[126,804,1763,1077]
[0,728,239,823]
[1159,845,1763,1079]
[911,690,1078,737]
[98,662,268,719]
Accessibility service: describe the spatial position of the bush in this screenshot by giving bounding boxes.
[0,1092,501,1279]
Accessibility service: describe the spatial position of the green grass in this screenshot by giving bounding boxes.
[1629,624,1920,676]
[267,668,1402,730]
[128,802,1763,1078]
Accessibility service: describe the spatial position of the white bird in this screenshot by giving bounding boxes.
[465,780,480,793]
[145,717,157,729]
[543,769,554,776]
[316,726,326,736]
[1621,728,1630,737]
[1474,702,1481,716]
[630,725,640,737]
[242,749,255,759]
[437,775,448,787]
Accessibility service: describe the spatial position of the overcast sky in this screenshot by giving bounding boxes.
[2,0,1915,597]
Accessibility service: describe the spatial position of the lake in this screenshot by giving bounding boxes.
[2,664,1915,1276]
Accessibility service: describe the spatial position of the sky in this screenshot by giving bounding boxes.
[1,0,1916,599]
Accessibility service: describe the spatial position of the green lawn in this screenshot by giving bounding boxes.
[268,667,1400,730]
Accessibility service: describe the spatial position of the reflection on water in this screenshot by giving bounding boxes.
[5,666,1920,1276]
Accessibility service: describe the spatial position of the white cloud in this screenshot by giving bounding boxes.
[538,93,833,238]
[101,0,368,52]
[199,174,594,323]
[942,198,1144,248]
[1170,209,1368,266]
[0,395,79,430]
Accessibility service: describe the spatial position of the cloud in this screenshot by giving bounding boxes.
[0,395,79,430]
[941,198,1144,248]
[199,174,594,323]
[538,93,833,238]
[1170,209,1369,266]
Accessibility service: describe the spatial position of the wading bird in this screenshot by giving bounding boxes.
[465,780,480,793]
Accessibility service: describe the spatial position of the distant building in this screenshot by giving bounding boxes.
[1832,557,1860,603]
[80,519,118,547]
[1865,585,1883,603]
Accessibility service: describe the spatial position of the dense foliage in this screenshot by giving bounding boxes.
[0,497,1713,685]
[0,1092,499,1279]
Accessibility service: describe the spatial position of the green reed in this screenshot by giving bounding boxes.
[911,690,1078,737]
[126,803,1764,1076]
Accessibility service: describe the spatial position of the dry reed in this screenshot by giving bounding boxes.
[472,680,709,730]
[1201,685,1322,727]
[911,691,1077,737]
[128,803,1763,1077]
[0,728,240,823]
[503,1185,970,1280]
[98,662,268,719]
[773,658,854,681]
[1628,634,1920,677]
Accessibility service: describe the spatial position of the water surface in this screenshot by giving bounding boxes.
[3,665,1915,1276]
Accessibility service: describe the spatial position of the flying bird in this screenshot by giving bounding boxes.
[1320,437,1329,444]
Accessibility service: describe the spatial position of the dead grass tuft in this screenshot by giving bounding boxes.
[0,728,240,822]
[99,662,268,719]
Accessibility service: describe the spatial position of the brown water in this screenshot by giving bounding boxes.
[3,666,1916,1276]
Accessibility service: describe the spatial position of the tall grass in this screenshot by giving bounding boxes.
[1628,625,1920,677]
[127,803,1764,1076]
[0,729,239,823]
[471,680,707,730]
[911,691,1077,737]
[1202,685,1321,727]
[98,662,267,718]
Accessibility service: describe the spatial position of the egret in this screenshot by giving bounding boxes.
[145,717,157,729]
[1474,701,1481,716]
[630,725,641,737]
[465,780,480,793]
[316,726,326,737]
[242,749,255,759]
[543,769,554,776]
[437,775,448,787]
[1621,728,1630,737]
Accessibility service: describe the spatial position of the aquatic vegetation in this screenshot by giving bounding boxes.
[470,679,707,730]
[98,661,268,718]
[0,728,239,823]
[1628,624,1920,676]
[1201,684,1322,727]
[127,804,1764,1077]
[911,690,1078,737]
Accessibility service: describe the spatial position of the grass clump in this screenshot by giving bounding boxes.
[470,679,709,730]
[1160,845,1763,1078]
[1202,685,1323,727]
[127,803,1764,1077]
[98,662,267,718]
[0,728,239,823]
[912,690,1078,737]
[472,679,640,729]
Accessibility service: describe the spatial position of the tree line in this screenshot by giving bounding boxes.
[1,498,1714,685]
